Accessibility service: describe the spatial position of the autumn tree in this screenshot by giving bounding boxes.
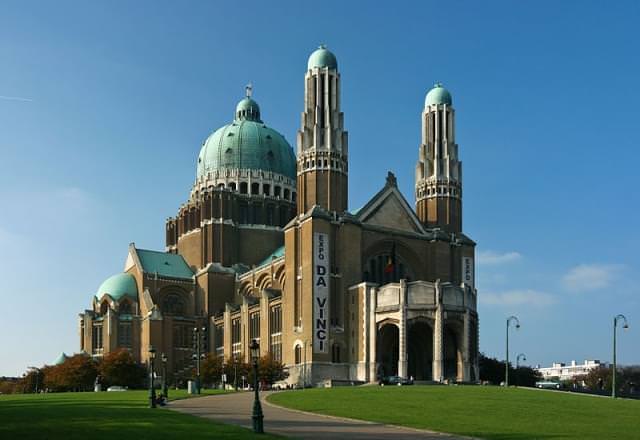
[99,349,146,389]
[43,354,98,392]
[201,354,224,386]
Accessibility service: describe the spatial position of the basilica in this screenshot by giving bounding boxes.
[78,46,479,385]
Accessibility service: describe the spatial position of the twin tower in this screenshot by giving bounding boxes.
[297,46,462,232]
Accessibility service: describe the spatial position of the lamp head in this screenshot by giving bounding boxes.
[249,339,260,361]
[623,323,629,330]
[148,346,156,359]
[516,323,521,330]
[161,353,167,362]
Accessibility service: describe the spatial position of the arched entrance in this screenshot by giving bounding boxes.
[443,326,461,380]
[407,320,433,380]
[376,323,399,378]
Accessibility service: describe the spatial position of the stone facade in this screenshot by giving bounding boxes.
[78,46,479,386]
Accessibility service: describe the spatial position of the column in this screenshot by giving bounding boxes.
[368,285,378,382]
[398,281,408,378]
[433,282,444,382]
[462,309,471,382]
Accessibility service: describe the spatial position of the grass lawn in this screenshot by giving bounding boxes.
[268,385,640,439]
[0,390,279,440]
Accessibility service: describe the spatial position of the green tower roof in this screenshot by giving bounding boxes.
[308,45,338,70]
[95,273,138,301]
[53,352,68,365]
[425,83,452,106]
[197,95,296,180]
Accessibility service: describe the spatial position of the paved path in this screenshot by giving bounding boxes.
[169,391,465,439]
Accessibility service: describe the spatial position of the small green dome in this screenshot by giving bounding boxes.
[425,83,452,106]
[197,96,296,180]
[95,273,138,301]
[53,352,68,365]
[308,45,337,70]
[235,97,261,122]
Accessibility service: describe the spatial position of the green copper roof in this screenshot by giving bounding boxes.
[95,273,138,301]
[197,96,296,180]
[53,352,68,365]
[137,249,194,280]
[308,45,337,70]
[257,245,285,268]
[425,83,452,106]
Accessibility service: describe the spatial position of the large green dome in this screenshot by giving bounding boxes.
[308,45,337,70]
[425,83,452,106]
[197,96,296,180]
[95,273,138,301]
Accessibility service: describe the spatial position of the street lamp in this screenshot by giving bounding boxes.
[515,353,526,387]
[612,314,629,398]
[148,346,157,408]
[250,339,264,434]
[161,353,168,399]
[505,316,520,387]
[233,354,238,391]
[193,326,207,394]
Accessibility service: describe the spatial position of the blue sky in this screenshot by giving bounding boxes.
[1,1,638,376]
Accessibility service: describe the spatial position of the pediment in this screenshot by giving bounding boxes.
[357,186,425,234]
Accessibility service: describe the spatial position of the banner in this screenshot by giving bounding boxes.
[313,232,330,353]
[462,256,474,288]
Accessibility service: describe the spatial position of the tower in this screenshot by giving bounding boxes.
[415,83,462,233]
[296,45,349,214]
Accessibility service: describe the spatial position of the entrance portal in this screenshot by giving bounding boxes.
[376,323,399,378]
[443,326,460,380]
[407,320,433,380]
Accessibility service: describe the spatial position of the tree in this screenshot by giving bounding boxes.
[43,354,98,392]
[99,349,146,389]
[479,353,540,386]
[224,356,249,389]
[585,366,611,392]
[252,355,288,386]
[201,354,224,386]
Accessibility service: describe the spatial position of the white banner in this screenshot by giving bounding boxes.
[462,256,474,288]
[313,232,330,353]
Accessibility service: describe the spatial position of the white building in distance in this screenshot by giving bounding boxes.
[535,360,606,381]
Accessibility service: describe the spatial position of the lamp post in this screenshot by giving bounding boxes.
[505,316,520,387]
[233,355,238,391]
[148,346,157,408]
[250,339,264,434]
[515,353,526,387]
[612,314,629,398]
[193,326,207,394]
[161,353,168,399]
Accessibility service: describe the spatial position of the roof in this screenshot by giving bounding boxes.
[425,83,452,106]
[136,249,194,280]
[196,97,296,180]
[257,245,285,268]
[308,45,338,70]
[95,273,138,301]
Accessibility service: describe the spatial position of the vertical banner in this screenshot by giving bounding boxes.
[313,232,330,353]
[462,256,474,288]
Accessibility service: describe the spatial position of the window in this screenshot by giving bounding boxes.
[274,186,281,198]
[214,324,224,357]
[249,312,260,343]
[119,301,132,315]
[251,183,260,195]
[229,182,237,191]
[173,325,191,348]
[295,344,302,364]
[269,305,282,362]
[232,318,241,357]
[162,293,185,316]
[100,301,109,315]
[118,322,132,348]
[240,182,248,194]
[92,324,103,353]
[283,188,290,200]
[332,344,341,363]
[263,184,270,196]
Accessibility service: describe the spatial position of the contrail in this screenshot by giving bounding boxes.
[0,95,33,102]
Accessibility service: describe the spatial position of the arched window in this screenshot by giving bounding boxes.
[162,293,185,316]
[100,301,110,315]
[251,183,260,195]
[229,182,237,191]
[240,182,248,194]
[119,300,132,315]
[295,344,302,365]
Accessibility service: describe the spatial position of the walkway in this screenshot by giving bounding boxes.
[169,391,466,439]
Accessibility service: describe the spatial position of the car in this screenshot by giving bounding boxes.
[380,375,414,386]
[535,381,561,390]
[106,386,128,392]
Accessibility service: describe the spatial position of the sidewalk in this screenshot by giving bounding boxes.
[169,391,466,439]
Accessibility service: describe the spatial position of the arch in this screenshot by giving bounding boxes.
[274,265,286,290]
[100,300,110,315]
[239,281,253,297]
[240,182,248,194]
[407,319,433,380]
[294,344,302,364]
[229,182,237,191]
[255,272,272,291]
[251,183,260,195]
[376,323,399,378]
[159,289,188,316]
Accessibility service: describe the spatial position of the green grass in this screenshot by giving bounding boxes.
[268,385,640,439]
[0,390,279,440]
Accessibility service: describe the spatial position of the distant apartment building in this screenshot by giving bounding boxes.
[535,360,606,381]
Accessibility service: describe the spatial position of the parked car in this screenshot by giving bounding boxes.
[380,376,414,386]
[535,381,561,390]
[106,386,128,392]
